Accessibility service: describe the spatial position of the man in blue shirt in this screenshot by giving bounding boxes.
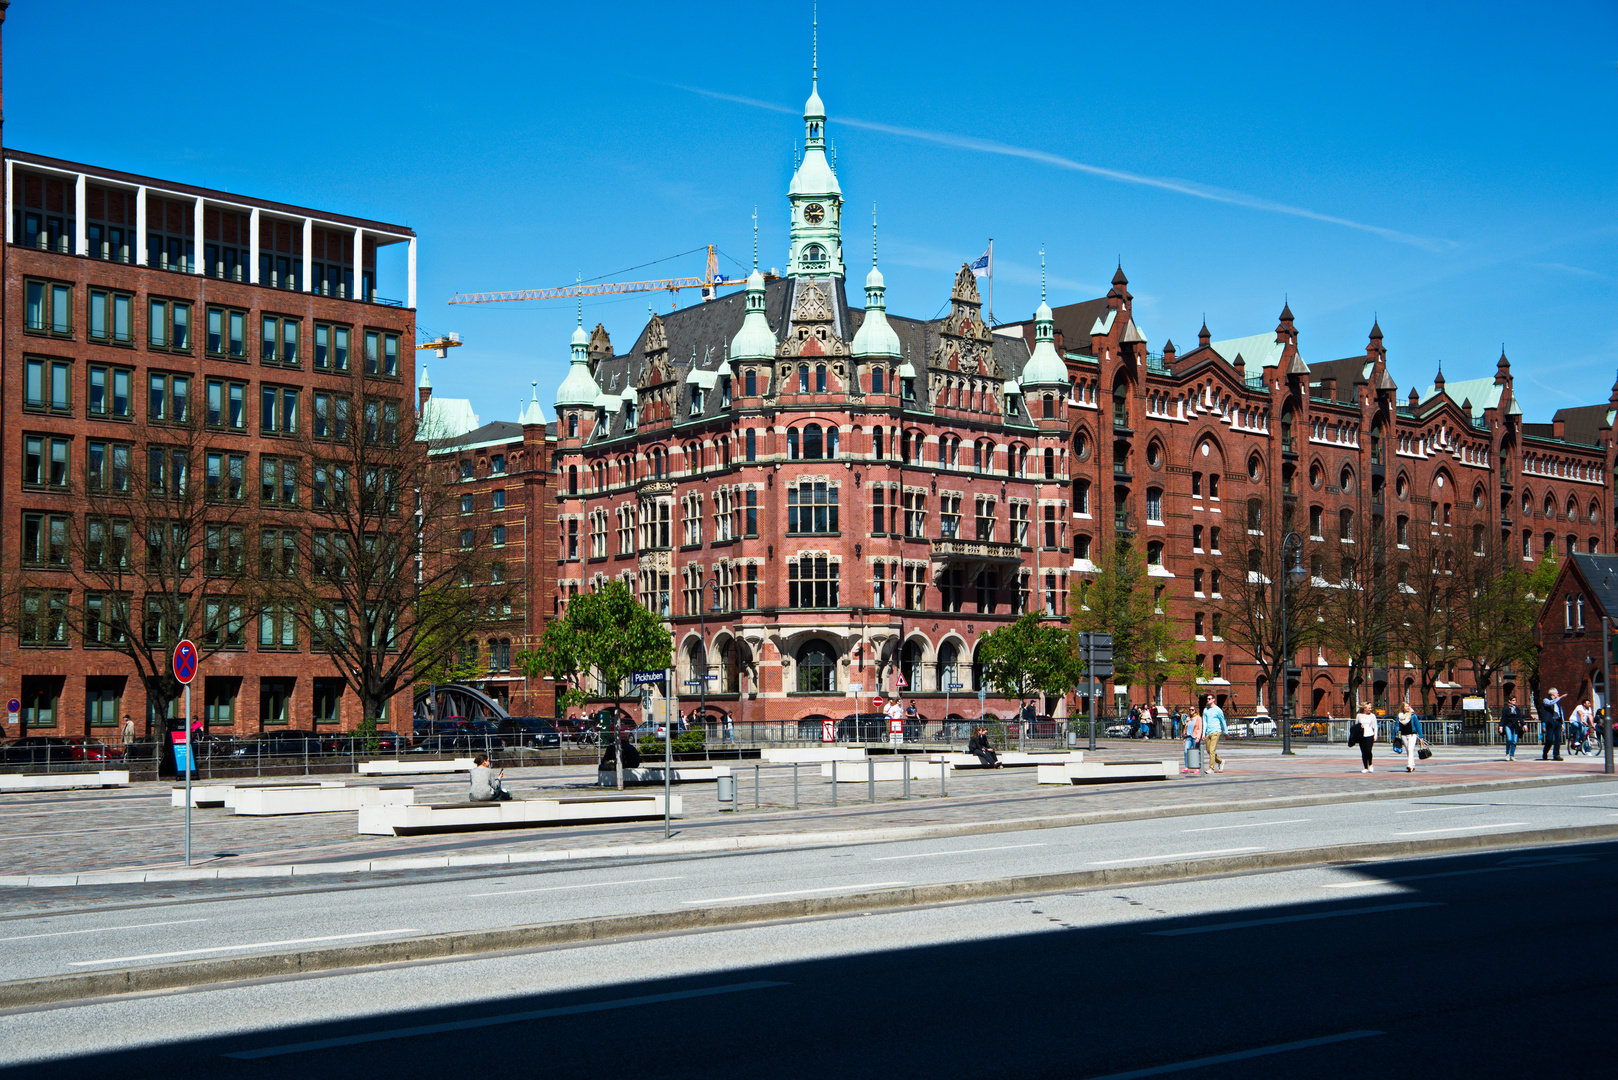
[1540,688,1565,761]
[1201,696,1228,775]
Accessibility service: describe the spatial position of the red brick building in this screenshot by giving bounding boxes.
[1,107,419,735]
[1534,552,1618,712]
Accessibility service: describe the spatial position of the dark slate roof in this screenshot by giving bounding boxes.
[430,419,522,451]
[1520,422,1554,439]
[1308,356,1372,404]
[581,274,1036,444]
[1048,298,1111,353]
[1570,554,1618,621]
[1551,403,1612,447]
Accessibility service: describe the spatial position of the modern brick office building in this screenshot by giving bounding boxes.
[543,67,1616,726]
[0,35,419,737]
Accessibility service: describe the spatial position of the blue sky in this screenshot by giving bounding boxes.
[9,1,1616,426]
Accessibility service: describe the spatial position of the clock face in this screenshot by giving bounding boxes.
[804,203,825,224]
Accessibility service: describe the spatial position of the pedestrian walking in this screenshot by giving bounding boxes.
[1170,707,1183,740]
[1200,695,1227,774]
[1351,701,1377,772]
[723,712,734,743]
[1182,709,1201,774]
[1395,703,1421,771]
[1499,692,1524,760]
[121,713,135,748]
[1540,688,1565,761]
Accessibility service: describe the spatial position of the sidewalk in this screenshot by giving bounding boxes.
[0,743,1611,885]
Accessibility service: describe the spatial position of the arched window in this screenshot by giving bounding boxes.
[1340,508,1354,542]
[719,639,741,693]
[901,640,925,693]
[803,243,827,266]
[803,424,823,459]
[798,364,810,392]
[872,366,885,394]
[744,368,757,396]
[1042,394,1055,419]
[1044,447,1056,479]
[1146,539,1164,565]
[815,364,827,393]
[1567,496,1579,520]
[685,639,707,687]
[937,642,959,694]
[567,465,578,495]
[797,640,837,693]
[1112,381,1128,427]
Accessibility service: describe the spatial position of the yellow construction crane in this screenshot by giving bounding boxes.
[416,333,463,357]
[447,245,775,306]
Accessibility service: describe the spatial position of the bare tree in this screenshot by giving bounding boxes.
[264,370,501,725]
[1317,537,1395,710]
[11,414,268,735]
[1388,528,1465,713]
[1209,500,1323,726]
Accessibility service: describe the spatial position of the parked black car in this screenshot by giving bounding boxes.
[497,718,562,748]
[318,732,409,755]
[229,730,323,758]
[2,737,78,764]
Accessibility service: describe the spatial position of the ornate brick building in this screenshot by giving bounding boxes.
[546,67,1616,725]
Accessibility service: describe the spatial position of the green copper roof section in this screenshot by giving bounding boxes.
[1021,249,1067,386]
[1209,331,1291,372]
[554,317,600,408]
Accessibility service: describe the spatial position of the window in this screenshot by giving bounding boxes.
[745,489,759,535]
[85,440,132,494]
[787,482,839,534]
[364,331,400,377]
[1209,527,1221,553]
[148,299,191,351]
[259,316,300,367]
[258,606,298,650]
[204,452,247,501]
[1310,506,1324,539]
[902,373,916,400]
[206,307,247,358]
[148,373,189,423]
[312,462,347,510]
[87,364,133,420]
[206,379,248,429]
[313,324,351,371]
[24,357,72,413]
[1044,505,1061,548]
[1246,499,1263,533]
[745,429,757,462]
[492,489,507,510]
[745,563,759,609]
[1339,509,1354,543]
[1194,568,1205,594]
[83,593,128,647]
[1010,502,1030,546]
[19,590,69,646]
[872,366,885,394]
[363,399,399,444]
[24,279,73,337]
[312,392,350,440]
[788,557,839,608]
[904,492,927,537]
[203,524,245,575]
[261,386,299,434]
[1396,516,1409,546]
[260,528,298,576]
[744,368,757,396]
[86,290,134,346]
[23,436,71,489]
[973,496,997,541]
[21,512,69,567]
[1146,488,1163,524]
[796,640,838,692]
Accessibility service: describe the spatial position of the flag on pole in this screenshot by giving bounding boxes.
[968,246,991,278]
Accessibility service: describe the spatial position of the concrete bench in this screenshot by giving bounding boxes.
[0,771,129,792]
[358,793,680,836]
[940,751,1086,769]
[359,758,476,775]
[821,759,950,782]
[232,783,415,816]
[597,765,732,786]
[168,780,343,809]
[1037,761,1178,785]
[761,747,868,763]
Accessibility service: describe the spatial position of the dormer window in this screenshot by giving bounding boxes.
[689,388,704,416]
[624,403,637,432]
[902,376,915,401]
[720,376,731,408]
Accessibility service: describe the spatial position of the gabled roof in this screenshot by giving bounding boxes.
[1566,554,1618,622]
[1209,331,1291,373]
[1308,356,1373,404]
[420,396,480,440]
[1551,403,1614,447]
[1420,376,1504,422]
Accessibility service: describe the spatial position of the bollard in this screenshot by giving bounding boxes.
[716,772,736,810]
[868,758,875,803]
[941,757,948,798]
[831,759,837,806]
[794,762,800,809]
[903,754,910,799]
[754,762,760,809]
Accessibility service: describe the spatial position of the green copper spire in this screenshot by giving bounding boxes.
[1022,244,1066,386]
[787,5,842,279]
[852,204,900,358]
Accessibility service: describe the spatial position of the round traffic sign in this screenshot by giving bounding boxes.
[7,699,18,714]
[173,639,198,684]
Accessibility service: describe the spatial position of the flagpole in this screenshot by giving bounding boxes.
[987,238,994,326]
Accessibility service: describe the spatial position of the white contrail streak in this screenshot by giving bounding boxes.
[676,85,1456,253]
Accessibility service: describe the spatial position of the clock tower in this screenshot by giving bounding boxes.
[787,23,843,280]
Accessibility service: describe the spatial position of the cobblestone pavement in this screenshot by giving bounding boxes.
[1,741,1608,888]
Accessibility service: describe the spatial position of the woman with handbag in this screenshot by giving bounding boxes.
[1352,701,1377,772]
[1181,709,1203,774]
[1396,704,1420,772]
[1500,692,1524,761]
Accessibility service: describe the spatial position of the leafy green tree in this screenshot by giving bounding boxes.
[1452,540,1548,702]
[1069,541,1159,689]
[516,580,670,788]
[976,613,1077,724]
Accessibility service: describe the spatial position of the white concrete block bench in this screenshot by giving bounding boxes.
[0,771,129,792]
[821,759,950,782]
[597,765,732,786]
[1037,760,1178,785]
[232,783,415,816]
[358,793,680,836]
[941,751,1086,769]
[359,758,475,775]
[761,747,868,763]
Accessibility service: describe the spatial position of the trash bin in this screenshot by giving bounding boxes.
[716,773,735,808]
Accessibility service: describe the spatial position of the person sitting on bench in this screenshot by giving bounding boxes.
[967,726,1001,767]
[469,754,513,801]
[600,728,642,771]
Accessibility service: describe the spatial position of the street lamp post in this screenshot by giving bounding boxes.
[1279,531,1307,755]
[697,575,721,744]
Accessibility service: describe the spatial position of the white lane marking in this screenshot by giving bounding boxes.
[1148,902,1442,937]
[1181,819,1309,832]
[1395,821,1530,836]
[70,929,422,966]
[873,843,1046,861]
[223,981,790,1059]
[1394,805,1470,814]
[0,918,207,942]
[1090,847,1263,865]
[468,875,684,898]
[681,882,909,904]
[1576,792,1618,798]
[1081,1029,1383,1078]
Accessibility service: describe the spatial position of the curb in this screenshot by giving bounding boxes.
[3,772,1613,888]
[5,821,1618,1009]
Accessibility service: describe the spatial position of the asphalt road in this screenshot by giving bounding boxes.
[1,838,1613,1079]
[1,779,1615,984]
